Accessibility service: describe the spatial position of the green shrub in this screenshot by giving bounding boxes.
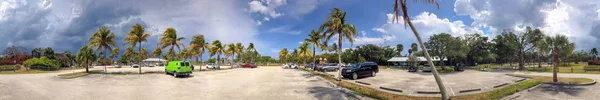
[23,57,63,70]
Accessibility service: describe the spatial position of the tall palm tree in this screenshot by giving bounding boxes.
[110,48,119,63]
[318,7,358,80]
[76,46,97,73]
[152,47,162,58]
[392,0,447,99]
[247,43,256,62]
[291,49,299,63]
[190,35,206,64]
[305,30,323,65]
[179,47,190,61]
[124,46,136,64]
[125,24,150,74]
[88,26,118,72]
[279,48,289,63]
[298,42,312,65]
[160,28,185,60]
[538,35,575,83]
[226,43,236,66]
[209,40,223,67]
[235,42,244,62]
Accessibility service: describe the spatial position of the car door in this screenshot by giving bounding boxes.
[358,64,370,76]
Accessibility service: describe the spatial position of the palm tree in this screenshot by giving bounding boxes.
[160,28,185,60]
[235,42,244,62]
[190,35,207,67]
[110,48,119,63]
[298,42,312,65]
[76,46,97,73]
[291,49,299,63]
[88,26,118,72]
[591,48,598,60]
[392,0,447,99]
[179,48,190,61]
[279,48,289,63]
[209,40,224,67]
[396,44,404,56]
[152,47,162,58]
[408,43,418,55]
[538,35,575,83]
[305,30,323,65]
[124,46,136,64]
[125,24,150,74]
[140,48,148,60]
[318,7,358,80]
[226,43,236,66]
[247,43,256,62]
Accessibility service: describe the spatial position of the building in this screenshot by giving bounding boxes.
[387,56,447,66]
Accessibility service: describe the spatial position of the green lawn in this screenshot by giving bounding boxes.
[0,65,56,74]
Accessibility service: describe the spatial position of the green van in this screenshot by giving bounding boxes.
[165,61,192,77]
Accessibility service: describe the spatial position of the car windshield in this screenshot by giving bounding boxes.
[328,64,337,66]
[348,64,360,68]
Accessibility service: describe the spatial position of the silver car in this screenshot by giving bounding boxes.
[322,63,339,72]
[422,65,432,72]
[205,63,219,69]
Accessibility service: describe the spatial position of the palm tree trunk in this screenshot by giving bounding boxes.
[104,49,107,72]
[313,46,316,65]
[199,54,203,70]
[139,41,142,74]
[519,49,524,70]
[406,19,449,100]
[336,34,343,81]
[85,61,89,73]
[553,48,558,83]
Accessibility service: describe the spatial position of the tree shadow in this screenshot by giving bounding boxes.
[308,86,361,100]
[176,75,194,79]
[302,73,315,78]
[537,84,586,96]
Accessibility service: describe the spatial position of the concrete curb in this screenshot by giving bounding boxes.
[515,78,526,82]
[541,79,597,86]
[355,81,371,85]
[416,91,440,94]
[458,88,481,93]
[379,87,403,93]
[505,74,532,78]
[493,83,510,88]
[527,84,542,92]
[58,73,89,79]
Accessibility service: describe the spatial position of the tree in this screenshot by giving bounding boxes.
[247,43,256,62]
[179,48,190,61]
[125,23,150,74]
[396,44,404,56]
[298,42,312,64]
[513,27,545,70]
[225,43,236,65]
[76,46,97,73]
[492,31,519,66]
[209,40,223,66]
[591,48,598,60]
[88,26,117,72]
[152,47,162,58]
[235,42,244,61]
[31,48,44,58]
[44,47,55,59]
[319,7,358,80]
[123,46,136,64]
[279,48,289,63]
[392,0,448,99]
[426,33,469,69]
[305,30,323,65]
[160,28,185,60]
[538,35,575,83]
[408,43,418,56]
[110,48,119,63]
[190,35,206,64]
[140,48,148,60]
[465,33,491,65]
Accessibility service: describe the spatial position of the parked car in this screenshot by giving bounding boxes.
[408,65,417,72]
[305,63,315,69]
[341,62,379,80]
[291,63,299,69]
[132,64,140,68]
[205,63,219,69]
[321,63,339,72]
[165,61,193,77]
[422,64,432,72]
[115,64,122,68]
[242,63,257,68]
[314,64,325,71]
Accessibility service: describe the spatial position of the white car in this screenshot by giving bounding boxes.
[282,63,292,69]
[205,63,220,69]
[291,64,299,69]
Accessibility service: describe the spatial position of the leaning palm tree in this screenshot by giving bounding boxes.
[318,7,358,80]
[152,47,162,58]
[392,0,447,99]
[125,23,150,74]
[189,35,206,64]
[305,30,323,65]
[210,40,224,67]
[160,28,185,60]
[88,26,118,72]
[279,48,289,63]
[76,46,97,73]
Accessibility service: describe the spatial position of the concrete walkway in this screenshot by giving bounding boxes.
[503,72,600,100]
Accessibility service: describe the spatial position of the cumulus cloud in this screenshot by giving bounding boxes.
[266,25,302,35]
[248,0,286,18]
[0,0,268,58]
[455,0,600,51]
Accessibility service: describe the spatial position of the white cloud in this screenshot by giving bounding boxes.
[257,20,262,25]
[455,0,600,51]
[266,25,302,35]
[248,0,286,18]
[263,17,270,21]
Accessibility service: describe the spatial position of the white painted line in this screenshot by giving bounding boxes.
[476,82,490,90]
[449,85,456,96]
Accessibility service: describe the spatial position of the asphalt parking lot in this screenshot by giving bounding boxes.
[502,72,600,100]
[0,67,371,100]
[326,69,525,97]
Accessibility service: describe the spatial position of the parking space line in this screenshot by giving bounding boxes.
[448,85,456,96]
[476,82,490,90]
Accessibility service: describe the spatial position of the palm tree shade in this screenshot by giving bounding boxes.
[318,7,358,81]
[125,23,150,74]
[88,26,117,72]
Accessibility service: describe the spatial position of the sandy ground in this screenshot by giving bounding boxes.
[0,67,371,100]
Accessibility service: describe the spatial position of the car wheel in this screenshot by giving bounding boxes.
[165,69,168,75]
[352,73,358,80]
[371,71,376,77]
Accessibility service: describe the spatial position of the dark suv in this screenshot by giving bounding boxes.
[341,62,379,80]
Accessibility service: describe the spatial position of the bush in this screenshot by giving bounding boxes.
[23,57,63,70]
[0,54,32,65]
[588,60,600,65]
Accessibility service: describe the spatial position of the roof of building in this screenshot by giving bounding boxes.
[142,58,167,62]
[387,56,447,62]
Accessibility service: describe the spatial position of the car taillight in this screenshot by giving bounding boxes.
[178,67,181,70]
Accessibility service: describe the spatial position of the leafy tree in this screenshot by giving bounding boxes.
[426,33,469,69]
[189,35,206,63]
[319,7,358,80]
[408,43,418,56]
[76,46,97,73]
[514,27,545,70]
[591,48,598,60]
[465,33,491,65]
[355,44,384,63]
[392,0,448,99]
[88,26,117,72]
[492,31,519,66]
[44,47,55,59]
[31,48,44,58]
[305,30,323,64]
[123,46,136,63]
[160,28,185,60]
[382,46,399,63]
[152,47,162,58]
[110,48,119,63]
[396,44,404,56]
[291,49,298,63]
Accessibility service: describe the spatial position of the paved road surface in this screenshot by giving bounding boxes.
[504,72,600,100]
[0,67,371,100]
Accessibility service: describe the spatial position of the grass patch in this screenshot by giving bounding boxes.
[58,70,102,78]
[0,65,56,74]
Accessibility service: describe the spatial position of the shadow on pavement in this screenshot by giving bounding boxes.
[308,86,360,100]
[302,73,315,78]
[176,75,194,79]
[538,84,586,96]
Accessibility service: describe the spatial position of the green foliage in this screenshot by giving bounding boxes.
[205,58,216,63]
[23,57,63,70]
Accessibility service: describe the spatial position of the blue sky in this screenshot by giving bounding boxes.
[1,0,600,60]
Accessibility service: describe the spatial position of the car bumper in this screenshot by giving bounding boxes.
[175,72,192,75]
